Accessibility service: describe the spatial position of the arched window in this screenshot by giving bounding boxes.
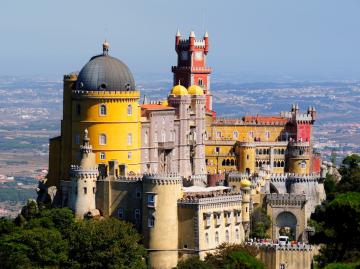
[144,131,148,145]
[215,231,219,244]
[222,160,226,166]
[259,149,263,155]
[198,78,203,86]
[127,104,132,116]
[205,233,209,245]
[161,130,166,142]
[281,149,285,154]
[226,159,230,166]
[231,159,235,166]
[225,230,229,242]
[235,228,240,240]
[256,149,259,154]
[277,161,281,167]
[99,134,107,145]
[281,161,285,167]
[99,104,107,116]
[127,133,132,145]
[274,161,277,167]
[233,131,238,139]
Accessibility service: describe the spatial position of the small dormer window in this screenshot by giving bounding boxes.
[100,104,107,116]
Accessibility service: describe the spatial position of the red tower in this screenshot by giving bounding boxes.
[172,30,214,115]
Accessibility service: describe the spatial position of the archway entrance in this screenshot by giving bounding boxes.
[276,211,297,240]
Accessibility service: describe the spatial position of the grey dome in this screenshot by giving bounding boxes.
[76,54,135,91]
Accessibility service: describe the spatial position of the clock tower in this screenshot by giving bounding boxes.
[172,30,214,115]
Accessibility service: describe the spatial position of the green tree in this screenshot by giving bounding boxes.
[310,192,360,265]
[337,154,360,193]
[68,217,147,269]
[177,256,212,269]
[250,207,271,239]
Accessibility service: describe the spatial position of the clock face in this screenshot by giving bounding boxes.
[195,51,203,61]
[181,51,188,60]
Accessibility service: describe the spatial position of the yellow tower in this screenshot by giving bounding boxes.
[238,143,256,174]
[142,174,182,269]
[241,178,251,239]
[287,142,311,175]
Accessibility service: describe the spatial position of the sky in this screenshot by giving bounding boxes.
[1,0,360,81]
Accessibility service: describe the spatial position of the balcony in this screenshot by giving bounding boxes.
[158,141,175,150]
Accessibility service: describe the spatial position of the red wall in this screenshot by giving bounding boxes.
[296,123,312,142]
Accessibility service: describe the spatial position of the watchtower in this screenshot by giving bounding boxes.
[172,30,213,113]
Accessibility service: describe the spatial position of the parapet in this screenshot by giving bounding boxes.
[266,193,307,206]
[178,192,242,205]
[143,173,182,185]
[246,241,312,251]
[270,173,321,183]
[72,89,140,99]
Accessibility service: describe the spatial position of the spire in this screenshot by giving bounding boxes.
[176,29,181,37]
[204,31,208,38]
[189,31,195,38]
[102,40,109,55]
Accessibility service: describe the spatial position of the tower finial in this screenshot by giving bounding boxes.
[189,30,195,38]
[103,40,109,55]
[176,29,181,37]
[204,31,208,38]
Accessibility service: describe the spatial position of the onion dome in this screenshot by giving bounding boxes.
[76,41,135,91]
[240,178,252,188]
[171,84,188,96]
[188,85,204,95]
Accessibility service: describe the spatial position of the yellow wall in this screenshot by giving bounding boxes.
[288,158,310,174]
[71,90,141,174]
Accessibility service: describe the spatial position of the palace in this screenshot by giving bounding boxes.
[39,31,329,269]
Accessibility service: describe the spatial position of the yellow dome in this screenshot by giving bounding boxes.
[171,84,188,96]
[188,85,204,95]
[161,100,169,106]
[240,179,252,188]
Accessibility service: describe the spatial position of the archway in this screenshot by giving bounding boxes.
[276,211,297,240]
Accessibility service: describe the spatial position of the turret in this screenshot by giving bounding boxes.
[204,31,209,54]
[70,129,99,219]
[189,31,195,52]
[241,179,251,238]
[175,29,181,51]
[142,174,183,269]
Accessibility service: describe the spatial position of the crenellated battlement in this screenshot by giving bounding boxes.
[270,173,320,183]
[178,193,242,205]
[143,173,182,185]
[246,241,313,251]
[72,90,140,99]
[266,193,307,206]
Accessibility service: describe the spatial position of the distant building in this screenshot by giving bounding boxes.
[40,31,327,269]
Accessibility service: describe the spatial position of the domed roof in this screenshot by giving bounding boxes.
[171,84,188,96]
[188,85,204,95]
[240,178,252,188]
[76,42,135,91]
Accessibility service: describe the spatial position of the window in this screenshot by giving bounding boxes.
[215,231,219,244]
[144,131,148,145]
[99,134,107,145]
[246,154,249,160]
[76,104,81,115]
[205,233,209,245]
[148,216,155,228]
[154,132,158,142]
[225,230,229,242]
[100,152,106,160]
[280,264,286,269]
[215,147,220,153]
[248,131,254,138]
[83,187,87,194]
[117,208,124,219]
[127,133,132,145]
[183,244,188,249]
[75,134,80,145]
[134,209,140,220]
[198,78,203,86]
[265,131,270,140]
[216,131,221,139]
[136,188,141,199]
[214,213,221,226]
[128,151,132,160]
[204,213,211,227]
[233,131,238,139]
[236,229,240,240]
[127,104,132,116]
[147,193,155,207]
[99,104,107,116]
[161,130,166,142]
[225,211,232,225]
[93,187,96,194]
